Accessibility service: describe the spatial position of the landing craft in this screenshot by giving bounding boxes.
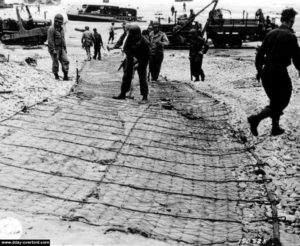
[0,5,51,45]
[67,4,144,22]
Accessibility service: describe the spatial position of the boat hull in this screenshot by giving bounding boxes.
[67,14,138,22]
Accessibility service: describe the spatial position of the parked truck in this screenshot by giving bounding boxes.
[206,8,277,48]
[149,0,276,49]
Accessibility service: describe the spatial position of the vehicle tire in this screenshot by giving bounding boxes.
[212,36,226,48]
[229,36,242,49]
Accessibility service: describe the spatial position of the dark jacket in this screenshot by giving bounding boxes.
[189,35,209,57]
[256,24,300,72]
[93,32,103,46]
[123,36,150,63]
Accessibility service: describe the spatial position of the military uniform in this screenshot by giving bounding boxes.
[108,24,115,44]
[82,29,94,60]
[149,30,169,81]
[249,24,300,136]
[189,34,208,81]
[47,25,69,76]
[114,26,150,100]
[93,31,103,60]
[122,34,150,99]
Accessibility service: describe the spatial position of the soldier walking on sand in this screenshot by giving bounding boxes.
[108,22,115,44]
[189,29,209,82]
[47,14,70,81]
[248,8,300,136]
[81,26,94,61]
[93,28,103,60]
[112,25,150,103]
[149,22,169,82]
[183,2,186,12]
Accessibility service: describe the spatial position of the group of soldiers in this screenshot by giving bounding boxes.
[46,14,215,101]
[111,22,170,103]
[109,21,209,102]
[47,7,300,136]
[81,26,104,61]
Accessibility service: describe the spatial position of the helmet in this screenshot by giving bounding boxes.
[128,25,141,36]
[54,14,64,22]
[152,21,160,27]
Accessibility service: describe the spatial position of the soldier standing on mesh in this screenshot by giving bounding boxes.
[93,28,103,60]
[189,29,209,82]
[47,14,69,81]
[149,22,169,81]
[82,26,94,61]
[113,25,150,103]
[248,8,300,136]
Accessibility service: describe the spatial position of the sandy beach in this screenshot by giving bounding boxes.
[0,2,300,246]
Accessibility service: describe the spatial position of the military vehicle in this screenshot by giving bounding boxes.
[206,8,277,48]
[67,4,144,22]
[150,0,219,49]
[0,6,51,45]
[0,0,13,8]
[150,0,276,49]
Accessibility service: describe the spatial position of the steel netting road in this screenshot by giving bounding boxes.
[0,57,276,245]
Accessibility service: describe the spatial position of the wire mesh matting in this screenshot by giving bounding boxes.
[0,60,272,245]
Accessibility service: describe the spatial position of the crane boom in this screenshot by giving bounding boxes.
[174,0,219,34]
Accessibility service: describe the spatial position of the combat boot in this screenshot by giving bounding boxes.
[63,72,69,81]
[194,76,200,82]
[201,74,205,81]
[271,119,285,136]
[54,73,59,80]
[248,107,271,136]
[139,96,148,104]
[112,93,126,100]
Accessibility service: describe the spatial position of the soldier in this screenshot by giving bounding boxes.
[47,14,69,81]
[93,28,103,60]
[113,25,150,103]
[248,8,300,136]
[149,22,169,82]
[108,22,115,44]
[189,9,196,20]
[81,26,94,61]
[255,8,265,24]
[189,29,209,82]
[183,2,186,12]
[171,5,175,16]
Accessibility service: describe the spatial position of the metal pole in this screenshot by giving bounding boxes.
[174,11,177,24]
